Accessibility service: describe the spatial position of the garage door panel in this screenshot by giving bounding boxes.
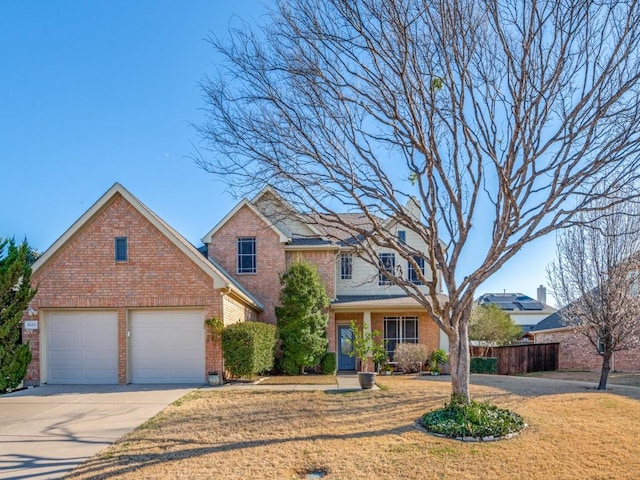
[47,311,118,384]
[130,309,205,384]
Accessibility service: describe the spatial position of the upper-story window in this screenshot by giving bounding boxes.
[408,256,425,284]
[115,237,128,262]
[237,237,256,273]
[378,253,395,286]
[398,230,406,244]
[340,253,353,280]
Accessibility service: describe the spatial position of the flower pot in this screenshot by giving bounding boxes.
[358,371,376,389]
[208,372,222,386]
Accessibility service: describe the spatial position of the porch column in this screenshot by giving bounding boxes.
[363,311,372,338]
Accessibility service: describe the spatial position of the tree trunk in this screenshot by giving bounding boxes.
[598,351,612,390]
[448,321,471,404]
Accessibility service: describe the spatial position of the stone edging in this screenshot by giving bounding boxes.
[415,420,528,442]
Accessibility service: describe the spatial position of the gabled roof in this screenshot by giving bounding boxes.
[201,198,290,244]
[251,186,325,237]
[530,311,569,333]
[33,183,263,311]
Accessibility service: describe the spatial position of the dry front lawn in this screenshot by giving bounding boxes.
[66,376,640,479]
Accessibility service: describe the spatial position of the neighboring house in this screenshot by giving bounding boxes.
[22,183,447,385]
[530,309,640,371]
[476,287,556,335]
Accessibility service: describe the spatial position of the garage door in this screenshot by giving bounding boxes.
[129,309,205,384]
[47,310,118,384]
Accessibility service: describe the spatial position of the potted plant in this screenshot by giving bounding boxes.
[429,349,449,375]
[348,320,384,389]
[208,371,222,386]
[206,316,225,385]
[379,363,394,375]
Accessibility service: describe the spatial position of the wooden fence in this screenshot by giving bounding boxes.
[470,343,559,375]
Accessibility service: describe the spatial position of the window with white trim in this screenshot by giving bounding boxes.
[237,237,256,273]
[340,253,353,280]
[398,230,406,244]
[408,256,425,284]
[384,316,418,359]
[378,253,395,285]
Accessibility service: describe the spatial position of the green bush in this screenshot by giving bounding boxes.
[422,400,526,439]
[222,322,277,378]
[320,352,336,375]
[470,357,498,374]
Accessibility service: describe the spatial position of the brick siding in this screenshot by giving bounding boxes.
[208,205,286,324]
[535,330,640,371]
[25,193,237,384]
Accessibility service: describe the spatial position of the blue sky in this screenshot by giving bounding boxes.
[0,1,558,305]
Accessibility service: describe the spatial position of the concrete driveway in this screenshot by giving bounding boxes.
[0,384,198,480]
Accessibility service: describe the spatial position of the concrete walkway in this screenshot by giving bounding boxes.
[216,373,375,391]
[0,384,197,480]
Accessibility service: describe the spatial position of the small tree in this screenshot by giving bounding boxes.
[0,238,37,393]
[469,304,522,356]
[276,260,330,374]
[548,199,640,390]
[348,320,386,372]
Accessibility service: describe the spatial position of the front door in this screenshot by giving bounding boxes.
[337,325,356,370]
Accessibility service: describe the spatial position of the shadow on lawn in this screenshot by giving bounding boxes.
[64,423,422,479]
[412,373,640,401]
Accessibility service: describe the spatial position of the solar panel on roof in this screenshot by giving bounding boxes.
[495,301,515,310]
[514,301,543,310]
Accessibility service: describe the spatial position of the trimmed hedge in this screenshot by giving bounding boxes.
[320,352,337,375]
[470,357,498,374]
[222,322,277,378]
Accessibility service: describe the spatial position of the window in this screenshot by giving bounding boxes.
[384,316,419,359]
[115,237,127,262]
[340,253,353,280]
[378,253,395,285]
[398,230,406,244]
[408,256,425,284]
[237,237,256,273]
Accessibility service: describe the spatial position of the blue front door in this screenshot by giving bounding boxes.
[337,325,356,370]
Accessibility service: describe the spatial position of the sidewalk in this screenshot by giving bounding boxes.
[211,373,377,391]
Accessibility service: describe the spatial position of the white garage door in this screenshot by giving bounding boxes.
[129,309,205,384]
[47,310,118,384]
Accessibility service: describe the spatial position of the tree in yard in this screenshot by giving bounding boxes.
[198,0,640,403]
[548,199,640,390]
[0,238,37,393]
[276,260,330,374]
[469,304,522,357]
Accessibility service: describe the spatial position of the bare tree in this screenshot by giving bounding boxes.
[197,0,640,403]
[548,200,640,390]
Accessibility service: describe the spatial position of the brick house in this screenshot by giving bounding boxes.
[23,183,446,385]
[530,311,640,371]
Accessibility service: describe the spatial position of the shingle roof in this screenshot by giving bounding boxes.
[530,311,567,332]
[287,237,334,246]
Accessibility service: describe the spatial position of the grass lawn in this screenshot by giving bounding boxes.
[65,376,640,479]
[522,370,640,387]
